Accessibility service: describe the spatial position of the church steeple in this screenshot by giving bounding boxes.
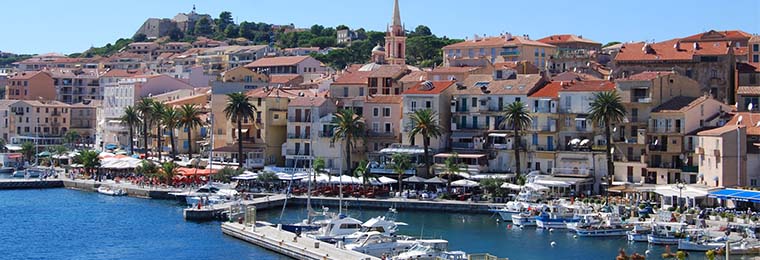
[392,0,401,27]
[385,0,406,65]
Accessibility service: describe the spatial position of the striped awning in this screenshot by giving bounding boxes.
[709,189,760,203]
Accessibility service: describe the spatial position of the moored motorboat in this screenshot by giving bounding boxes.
[392,240,467,260]
[489,201,532,222]
[647,222,688,245]
[97,185,126,196]
[345,231,418,257]
[575,213,630,237]
[627,222,653,242]
[511,211,537,227]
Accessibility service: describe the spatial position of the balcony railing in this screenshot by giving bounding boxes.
[452,142,474,149]
[649,127,681,134]
[647,162,681,169]
[285,149,310,156]
[287,133,311,139]
[551,167,593,177]
[648,144,668,152]
[287,116,312,123]
[531,145,556,152]
[368,131,397,138]
[634,97,652,103]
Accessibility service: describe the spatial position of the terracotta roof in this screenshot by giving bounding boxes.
[44,68,102,79]
[269,74,302,84]
[529,81,562,99]
[698,124,744,136]
[9,71,49,80]
[368,65,408,78]
[615,39,730,62]
[725,112,760,136]
[101,69,144,78]
[737,86,760,96]
[557,80,615,92]
[288,96,328,107]
[430,66,480,73]
[456,74,545,95]
[737,62,760,73]
[156,52,175,60]
[495,61,537,70]
[443,35,555,49]
[403,80,456,95]
[551,71,602,81]
[651,96,708,113]
[679,30,752,43]
[12,100,70,107]
[246,87,317,99]
[244,56,310,68]
[365,95,402,104]
[620,71,675,81]
[735,46,749,56]
[398,71,428,83]
[332,70,371,86]
[537,34,600,45]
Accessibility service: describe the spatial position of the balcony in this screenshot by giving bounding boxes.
[681,165,699,173]
[530,123,557,132]
[51,111,61,116]
[532,145,556,152]
[452,142,474,149]
[551,167,593,177]
[648,144,668,152]
[287,133,311,139]
[368,131,398,138]
[500,50,520,56]
[285,149,310,156]
[649,126,681,134]
[287,116,312,123]
[647,162,681,169]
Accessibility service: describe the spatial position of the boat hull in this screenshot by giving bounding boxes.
[576,228,628,237]
[677,240,724,251]
[627,232,649,242]
[648,234,682,245]
[511,214,536,226]
[536,217,577,229]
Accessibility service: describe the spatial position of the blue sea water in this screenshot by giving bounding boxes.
[0,188,738,260]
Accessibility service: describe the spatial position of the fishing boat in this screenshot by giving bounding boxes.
[345,232,418,257]
[575,214,630,237]
[535,205,582,229]
[489,201,532,222]
[727,240,760,255]
[97,185,126,196]
[511,211,537,227]
[647,222,688,245]
[627,222,653,242]
[392,240,467,260]
[567,213,602,231]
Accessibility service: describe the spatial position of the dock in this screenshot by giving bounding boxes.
[184,194,288,221]
[292,195,501,214]
[0,178,64,189]
[221,222,378,260]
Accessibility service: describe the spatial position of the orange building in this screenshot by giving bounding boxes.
[5,71,56,100]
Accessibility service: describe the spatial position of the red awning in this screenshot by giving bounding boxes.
[177,167,218,176]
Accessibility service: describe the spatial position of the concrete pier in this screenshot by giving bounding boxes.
[184,194,288,221]
[221,222,378,260]
[0,179,64,189]
[61,179,179,199]
[292,195,500,214]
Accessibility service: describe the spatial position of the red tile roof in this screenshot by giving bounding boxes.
[725,112,760,136]
[368,65,408,78]
[651,96,710,113]
[737,86,760,96]
[288,96,328,107]
[244,56,310,68]
[457,74,545,95]
[101,69,144,78]
[737,62,760,73]
[443,35,555,49]
[537,34,600,45]
[551,71,601,81]
[615,39,731,62]
[8,71,50,80]
[557,80,615,92]
[679,30,752,43]
[403,80,455,95]
[269,74,303,84]
[430,66,480,73]
[735,46,749,56]
[529,81,562,99]
[399,71,428,83]
[698,124,744,136]
[332,70,371,86]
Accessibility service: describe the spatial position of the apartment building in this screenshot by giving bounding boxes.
[8,100,71,147]
[697,125,747,187]
[537,34,602,74]
[442,34,557,69]
[283,96,341,171]
[364,95,403,154]
[5,71,56,100]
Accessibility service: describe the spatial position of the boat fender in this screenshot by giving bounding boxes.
[550,241,556,247]
[507,224,512,229]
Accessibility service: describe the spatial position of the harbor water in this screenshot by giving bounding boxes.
[0,188,746,259]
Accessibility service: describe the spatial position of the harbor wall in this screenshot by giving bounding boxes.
[0,179,63,189]
[289,196,496,214]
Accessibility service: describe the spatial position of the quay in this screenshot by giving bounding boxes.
[0,179,63,189]
[0,178,180,199]
[183,194,288,221]
[293,195,500,214]
[221,221,378,260]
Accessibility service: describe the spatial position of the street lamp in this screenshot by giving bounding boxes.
[676,180,686,211]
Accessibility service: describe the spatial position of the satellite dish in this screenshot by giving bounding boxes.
[654,139,659,146]
[735,102,739,108]
[738,115,744,124]
[755,121,760,127]
[749,103,754,111]
[610,147,615,155]
[613,127,617,132]
[679,154,685,160]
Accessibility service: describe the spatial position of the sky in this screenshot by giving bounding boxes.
[3,0,759,54]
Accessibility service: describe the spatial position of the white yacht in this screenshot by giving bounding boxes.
[307,216,363,242]
[170,183,238,205]
[345,232,418,257]
[392,240,467,260]
[489,201,532,222]
[97,185,126,196]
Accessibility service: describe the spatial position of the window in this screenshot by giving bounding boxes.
[565,117,571,127]
[532,133,538,145]
[754,44,759,52]
[410,101,417,111]
[372,122,379,132]
[425,101,432,108]
[359,87,364,96]
[373,108,379,117]
[468,49,474,58]
[753,54,759,63]
[383,107,391,117]
[479,48,484,56]
[631,108,638,121]
[471,97,477,107]
[384,123,391,133]
[343,87,348,97]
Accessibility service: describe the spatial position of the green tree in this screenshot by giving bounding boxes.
[588,91,626,202]
[63,131,80,149]
[120,106,141,155]
[392,153,411,194]
[442,153,464,193]
[159,161,178,184]
[224,93,257,168]
[135,160,158,177]
[76,150,101,181]
[335,25,349,31]
[408,109,442,177]
[50,145,68,167]
[312,157,326,184]
[216,11,234,33]
[0,138,6,153]
[162,106,181,160]
[499,101,532,178]
[258,171,278,182]
[310,24,324,36]
[135,98,155,156]
[309,36,336,48]
[330,109,366,175]
[603,41,621,48]
[194,17,214,36]
[353,160,372,186]
[238,21,256,40]
[224,24,238,38]
[20,141,35,163]
[366,31,386,46]
[132,33,148,42]
[215,166,242,183]
[178,104,204,159]
[168,27,184,41]
[411,25,432,37]
[151,102,167,161]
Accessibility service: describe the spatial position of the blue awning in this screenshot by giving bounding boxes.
[709,189,760,203]
[105,144,117,150]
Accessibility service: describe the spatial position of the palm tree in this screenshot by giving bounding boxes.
[499,101,532,179]
[63,131,80,149]
[151,102,167,161]
[588,91,626,202]
[76,150,101,181]
[442,152,464,194]
[353,160,372,186]
[392,153,411,194]
[120,106,141,156]
[331,109,366,175]
[162,106,181,160]
[135,98,155,156]
[312,157,325,183]
[178,104,203,159]
[20,141,35,163]
[408,109,443,177]
[223,93,257,168]
[159,161,179,185]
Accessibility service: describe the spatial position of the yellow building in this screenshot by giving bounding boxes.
[442,34,557,69]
